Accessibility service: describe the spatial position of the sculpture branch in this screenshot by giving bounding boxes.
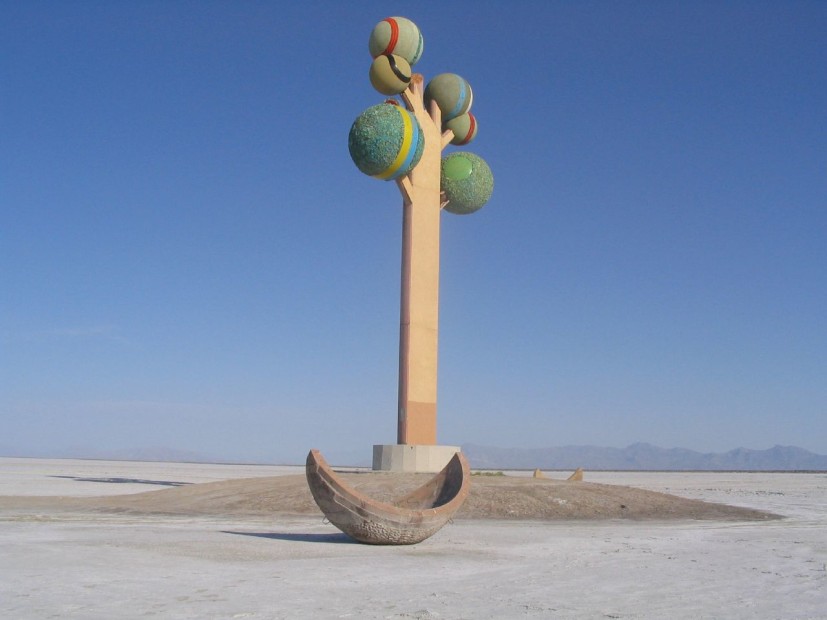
[400,74,425,114]
[427,96,442,130]
[396,176,414,205]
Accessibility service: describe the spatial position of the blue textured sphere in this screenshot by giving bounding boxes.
[348,103,425,180]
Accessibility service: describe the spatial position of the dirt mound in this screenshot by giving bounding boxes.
[0,472,779,521]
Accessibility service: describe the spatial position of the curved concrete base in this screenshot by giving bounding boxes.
[307,449,470,545]
[373,444,462,473]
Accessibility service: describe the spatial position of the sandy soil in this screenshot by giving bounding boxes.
[0,470,777,522]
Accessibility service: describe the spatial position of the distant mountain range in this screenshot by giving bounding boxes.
[4,442,827,471]
[461,443,827,471]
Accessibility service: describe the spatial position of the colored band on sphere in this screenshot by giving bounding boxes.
[462,114,476,143]
[375,108,413,180]
[448,80,468,120]
[394,114,421,178]
[382,18,399,55]
[387,55,411,83]
[412,32,423,65]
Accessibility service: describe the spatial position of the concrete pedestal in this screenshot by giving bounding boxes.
[372,444,461,473]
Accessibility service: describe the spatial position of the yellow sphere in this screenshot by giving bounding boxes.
[369,54,412,96]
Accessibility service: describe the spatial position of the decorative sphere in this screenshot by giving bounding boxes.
[348,103,425,181]
[425,73,473,122]
[369,17,424,66]
[446,112,477,145]
[369,54,412,96]
[441,152,493,214]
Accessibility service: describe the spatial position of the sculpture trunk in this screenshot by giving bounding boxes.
[397,173,440,445]
[396,74,445,446]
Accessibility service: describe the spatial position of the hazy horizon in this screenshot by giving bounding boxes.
[3,440,826,471]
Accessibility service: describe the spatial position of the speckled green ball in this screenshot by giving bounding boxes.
[348,103,425,180]
[441,152,493,214]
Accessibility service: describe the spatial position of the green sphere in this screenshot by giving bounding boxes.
[348,103,424,181]
[441,152,493,214]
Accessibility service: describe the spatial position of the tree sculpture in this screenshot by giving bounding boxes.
[305,15,491,545]
[350,16,494,471]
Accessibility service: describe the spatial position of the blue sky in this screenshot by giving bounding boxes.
[2,1,825,464]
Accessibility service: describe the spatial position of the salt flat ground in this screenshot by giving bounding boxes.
[1,458,825,619]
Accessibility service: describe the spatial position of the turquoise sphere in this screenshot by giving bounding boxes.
[441,152,493,214]
[348,103,425,180]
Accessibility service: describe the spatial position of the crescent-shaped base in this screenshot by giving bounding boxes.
[305,448,470,545]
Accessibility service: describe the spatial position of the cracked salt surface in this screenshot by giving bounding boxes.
[1,458,826,619]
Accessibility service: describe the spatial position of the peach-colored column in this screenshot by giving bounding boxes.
[396,75,452,446]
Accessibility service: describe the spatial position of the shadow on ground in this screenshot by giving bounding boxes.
[221,531,354,544]
[49,476,191,487]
